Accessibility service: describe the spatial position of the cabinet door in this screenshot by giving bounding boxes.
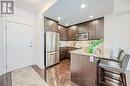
[88,21,96,40]
[67,26,78,41]
[66,47,77,59]
[71,54,96,86]
[44,17,58,32]
[58,26,68,41]
[95,18,104,39]
[60,47,67,61]
[78,23,90,33]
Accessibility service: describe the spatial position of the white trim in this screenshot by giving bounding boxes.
[6,20,34,27]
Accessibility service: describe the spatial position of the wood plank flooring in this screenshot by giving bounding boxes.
[0,59,78,86]
[45,59,78,86]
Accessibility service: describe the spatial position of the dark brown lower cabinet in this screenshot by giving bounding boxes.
[60,47,77,61]
[71,54,96,86]
[66,47,77,59]
[60,47,67,61]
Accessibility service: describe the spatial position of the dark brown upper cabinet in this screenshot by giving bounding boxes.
[67,18,104,41]
[44,17,59,32]
[95,18,104,39]
[76,20,96,40]
[58,25,68,41]
[87,21,96,40]
[44,17,104,41]
[67,26,78,41]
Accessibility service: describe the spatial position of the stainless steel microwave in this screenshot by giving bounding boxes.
[76,32,89,41]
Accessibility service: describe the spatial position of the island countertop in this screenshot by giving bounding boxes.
[69,49,107,59]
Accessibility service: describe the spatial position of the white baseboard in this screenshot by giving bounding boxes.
[35,64,45,69]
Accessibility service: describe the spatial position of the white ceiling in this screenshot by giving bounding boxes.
[15,0,49,13]
[44,0,114,26]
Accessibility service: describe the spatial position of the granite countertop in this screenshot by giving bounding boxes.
[69,49,106,59]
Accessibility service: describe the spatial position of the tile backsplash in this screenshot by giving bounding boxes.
[59,41,112,57]
[59,41,93,48]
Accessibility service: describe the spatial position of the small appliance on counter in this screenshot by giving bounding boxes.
[44,31,60,67]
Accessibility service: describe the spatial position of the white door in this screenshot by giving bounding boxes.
[6,21,34,72]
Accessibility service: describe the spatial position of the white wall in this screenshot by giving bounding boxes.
[114,0,130,13]
[0,8,37,75]
[34,14,44,69]
[0,17,5,75]
[104,0,130,70]
[104,12,130,60]
[35,0,58,69]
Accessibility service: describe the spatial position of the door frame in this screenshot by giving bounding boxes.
[5,20,34,73]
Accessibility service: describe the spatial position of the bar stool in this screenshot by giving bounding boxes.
[97,51,130,86]
[110,49,124,60]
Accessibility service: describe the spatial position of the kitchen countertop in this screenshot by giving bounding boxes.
[69,49,106,59]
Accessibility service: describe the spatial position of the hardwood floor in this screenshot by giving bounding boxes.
[45,59,78,86]
[0,59,78,86]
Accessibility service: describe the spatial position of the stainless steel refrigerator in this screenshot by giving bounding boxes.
[45,31,60,67]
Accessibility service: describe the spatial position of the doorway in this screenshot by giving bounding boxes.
[6,21,34,72]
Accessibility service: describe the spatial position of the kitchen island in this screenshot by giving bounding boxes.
[70,49,106,86]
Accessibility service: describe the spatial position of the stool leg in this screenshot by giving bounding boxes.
[122,73,127,86]
[100,68,105,86]
[97,66,100,86]
[121,73,127,86]
[100,68,105,82]
[119,75,122,86]
[102,68,105,82]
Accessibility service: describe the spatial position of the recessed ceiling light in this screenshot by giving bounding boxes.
[57,17,61,20]
[89,16,93,18]
[81,4,86,9]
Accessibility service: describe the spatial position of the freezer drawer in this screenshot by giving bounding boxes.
[46,51,59,67]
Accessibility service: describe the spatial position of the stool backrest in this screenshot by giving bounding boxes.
[117,49,124,60]
[121,54,130,72]
[118,51,126,62]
